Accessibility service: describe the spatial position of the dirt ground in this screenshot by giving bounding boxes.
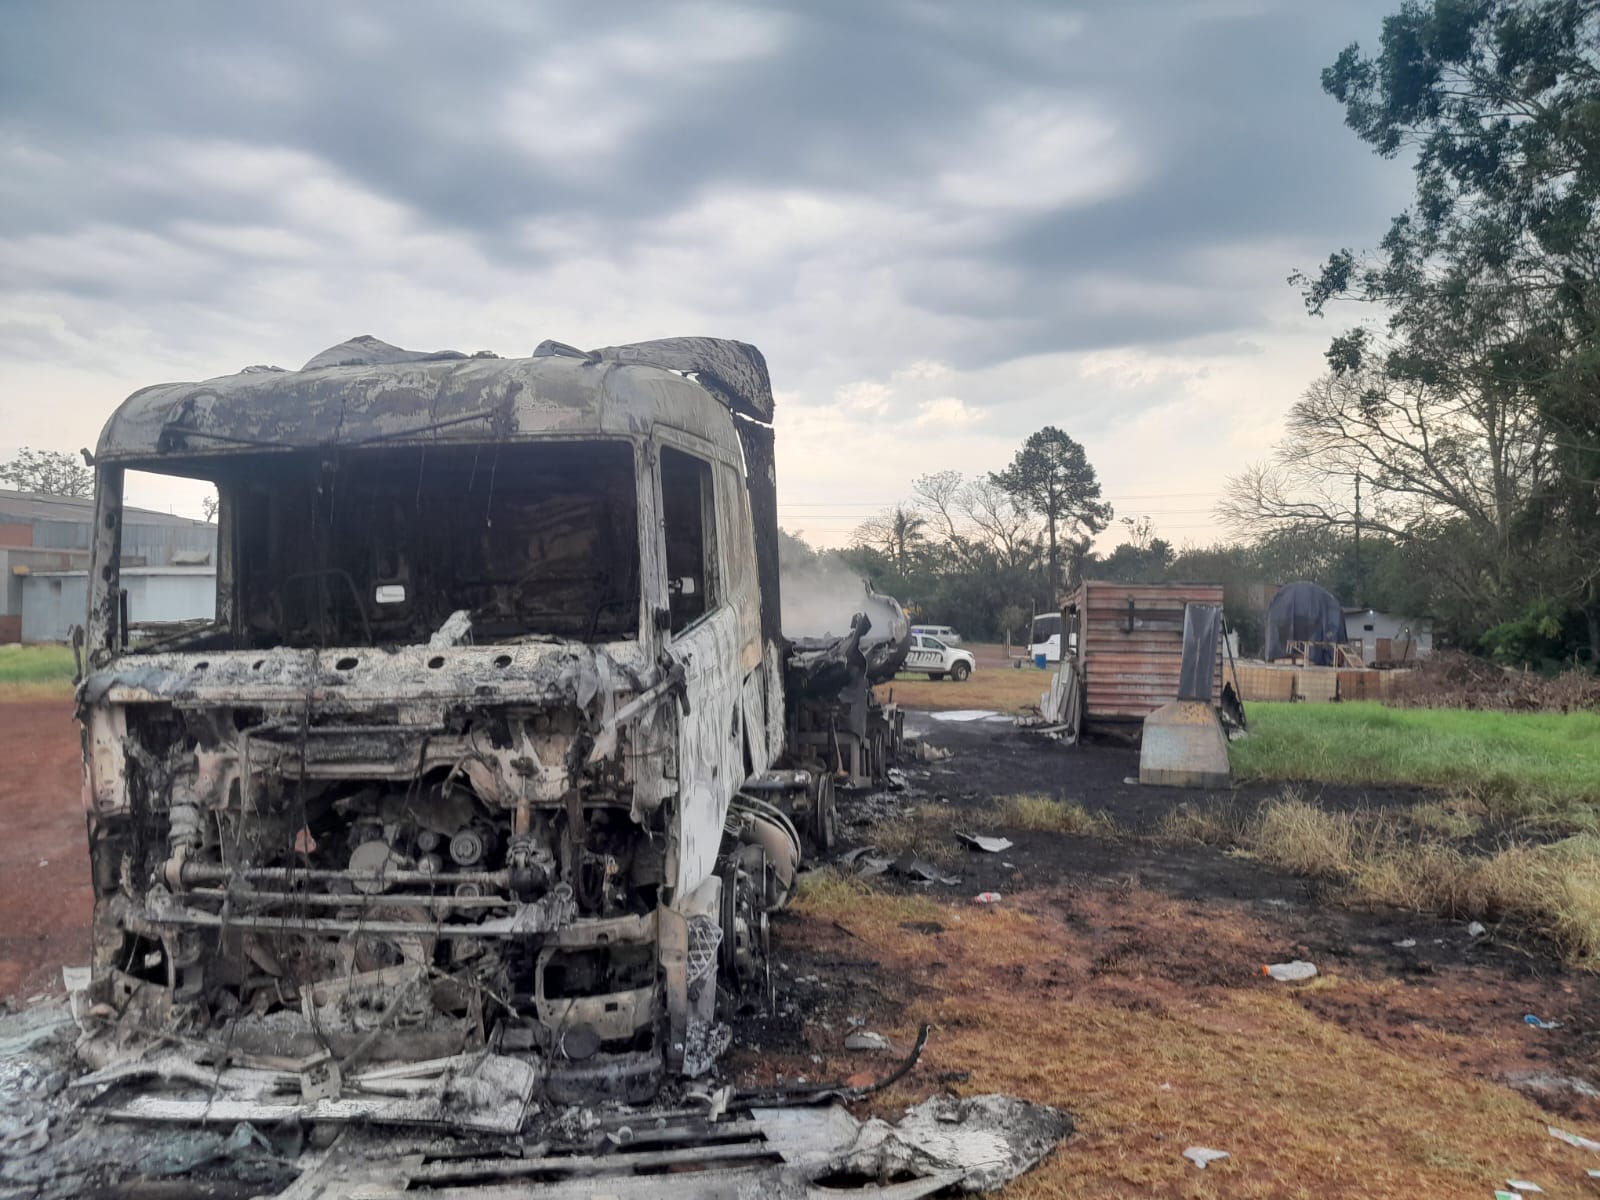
[5,697,1600,1196]
[0,700,92,999]
[725,714,1600,1196]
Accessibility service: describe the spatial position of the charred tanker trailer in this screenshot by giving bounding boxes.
[73,335,888,1103]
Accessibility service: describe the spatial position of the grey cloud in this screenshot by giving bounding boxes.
[1,0,1410,386]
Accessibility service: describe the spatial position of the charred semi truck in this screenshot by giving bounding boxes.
[74,336,904,1103]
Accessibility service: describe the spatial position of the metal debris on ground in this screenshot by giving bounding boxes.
[1183,1146,1230,1168]
[906,738,952,762]
[844,1031,893,1052]
[897,857,960,886]
[958,832,1014,853]
[1548,1125,1600,1152]
[1511,1073,1600,1099]
[834,1093,1072,1193]
[0,1116,49,1159]
[1506,1179,1544,1193]
[973,892,1003,904]
[5,998,1070,1198]
[842,847,894,877]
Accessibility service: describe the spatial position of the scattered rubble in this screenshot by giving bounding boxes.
[958,832,1014,853]
[0,998,1067,1198]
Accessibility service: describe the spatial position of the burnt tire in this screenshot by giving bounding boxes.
[950,661,971,682]
[812,773,837,853]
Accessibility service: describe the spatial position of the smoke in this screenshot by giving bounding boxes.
[779,548,903,641]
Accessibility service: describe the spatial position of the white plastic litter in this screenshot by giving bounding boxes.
[1506,1180,1543,1193]
[1182,1147,1229,1169]
[957,833,1014,853]
[1392,938,1416,948]
[1261,961,1318,982]
[1467,920,1488,938]
[844,1031,891,1053]
[1548,1125,1600,1152]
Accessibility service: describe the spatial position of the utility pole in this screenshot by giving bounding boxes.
[1353,473,1362,607]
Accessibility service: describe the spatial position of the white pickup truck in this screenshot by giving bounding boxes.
[903,633,976,681]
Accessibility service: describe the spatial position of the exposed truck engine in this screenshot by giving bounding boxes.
[73,334,896,1103]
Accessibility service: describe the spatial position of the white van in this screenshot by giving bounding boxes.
[1028,612,1062,663]
[910,624,961,645]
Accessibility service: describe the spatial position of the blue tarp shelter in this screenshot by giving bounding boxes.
[1265,581,1347,665]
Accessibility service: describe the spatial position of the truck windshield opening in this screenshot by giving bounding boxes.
[121,440,642,651]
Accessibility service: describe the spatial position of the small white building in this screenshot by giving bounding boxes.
[20,566,216,644]
[1344,608,1433,665]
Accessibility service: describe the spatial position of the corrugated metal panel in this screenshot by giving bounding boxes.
[1074,580,1226,724]
[0,489,213,528]
[120,522,217,566]
[20,573,87,643]
[20,569,216,642]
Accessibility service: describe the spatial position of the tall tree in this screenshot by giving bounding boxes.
[1221,352,1552,620]
[958,477,1040,570]
[849,504,928,573]
[1288,0,1600,661]
[0,447,93,497]
[990,427,1111,595]
[910,470,966,547]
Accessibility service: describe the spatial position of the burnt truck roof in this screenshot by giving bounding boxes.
[95,335,774,463]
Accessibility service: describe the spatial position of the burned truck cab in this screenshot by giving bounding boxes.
[76,335,807,1100]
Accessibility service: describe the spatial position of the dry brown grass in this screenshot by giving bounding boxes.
[1407,798,1486,839]
[995,793,1114,836]
[0,683,74,702]
[791,867,945,930]
[775,881,1599,1197]
[965,780,1600,966]
[863,802,970,865]
[1155,802,1233,845]
[881,667,1048,713]
[1248,796,1366,877]
[1161,791,1600,968]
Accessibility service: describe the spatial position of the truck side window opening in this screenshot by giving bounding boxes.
[660,446,718,633]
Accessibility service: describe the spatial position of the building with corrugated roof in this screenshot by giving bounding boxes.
[0,489,216,642]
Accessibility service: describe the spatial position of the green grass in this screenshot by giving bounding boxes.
[0,643,76,695]
[1232,702,1600,807]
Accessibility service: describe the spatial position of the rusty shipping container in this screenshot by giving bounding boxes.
[1068,580,1226,727]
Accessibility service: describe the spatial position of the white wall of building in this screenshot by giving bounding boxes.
[21,568,216,643]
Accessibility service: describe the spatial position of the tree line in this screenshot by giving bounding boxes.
[803,428,1435,657]
[823,0,1600,673]
[1230,0,1600,669]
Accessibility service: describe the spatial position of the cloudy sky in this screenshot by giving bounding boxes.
[0,0,1409,546]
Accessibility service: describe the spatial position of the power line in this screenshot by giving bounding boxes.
[776,491,1220,506]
